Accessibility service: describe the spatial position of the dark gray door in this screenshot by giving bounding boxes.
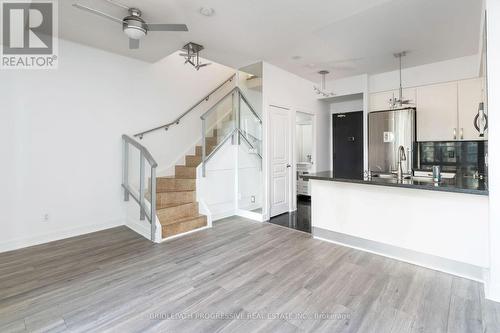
[332,111,364,179]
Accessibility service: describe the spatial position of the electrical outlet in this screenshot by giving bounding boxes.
[43,213,49,222]
[251,196,256,203]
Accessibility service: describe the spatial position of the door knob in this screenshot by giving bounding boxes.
[286,164,291,168]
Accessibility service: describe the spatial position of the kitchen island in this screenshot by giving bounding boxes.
[302,171,489,281]
[304,171,488,195]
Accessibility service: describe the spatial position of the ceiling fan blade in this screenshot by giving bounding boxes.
[104,0,130,10]
[179,53,193,57]
[73,4,123,24]
[198,63,212,68]
[146,24,188,32]
[129,38,140,49]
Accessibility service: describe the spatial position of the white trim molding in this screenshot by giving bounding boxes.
[313,227,485,282]
[0,219,124,253]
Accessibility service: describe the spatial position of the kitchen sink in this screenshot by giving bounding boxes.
[372,173,397,179]
[410,176,435,183]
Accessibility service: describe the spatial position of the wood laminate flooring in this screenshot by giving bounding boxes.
[0,216,499,333]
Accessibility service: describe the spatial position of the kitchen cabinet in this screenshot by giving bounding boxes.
[369,91,395,111]
[369,88,416,112]
[458,78,486,140]
[416,82,458,141]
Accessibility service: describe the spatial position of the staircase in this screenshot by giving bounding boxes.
[122,74,262,242]
[155,121,232,238]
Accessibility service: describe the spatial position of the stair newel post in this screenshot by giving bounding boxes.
[150,166,157,241]
[233,89,240,145]
[202,118,206,177]
[237,90,241,144]
[122,139,130,201]
[139,151,146,221]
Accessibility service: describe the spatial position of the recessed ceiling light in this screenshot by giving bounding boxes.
[291,55,302,60]
[199,7,215,17]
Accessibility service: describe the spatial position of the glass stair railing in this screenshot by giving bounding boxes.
[200,87,262,177]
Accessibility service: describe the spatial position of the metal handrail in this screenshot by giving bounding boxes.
[201,128,262,177]
[240,130,261,144]
[201,86,263,176]
[239,91,262,123]
[134,73,236,139]
[122,134,157,241]
[203,128,238,166]
[237,128,263,159]
[122,135,157,167]
[200,87,261,123]
[200,87,239,120]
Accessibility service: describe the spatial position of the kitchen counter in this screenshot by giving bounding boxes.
[306,172,489,279]
[302,171,488,196]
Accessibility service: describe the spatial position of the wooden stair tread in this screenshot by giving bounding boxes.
[160,214,206,226]
[156,201,195,209]
[161,215,207,238]
[157,201,197,212]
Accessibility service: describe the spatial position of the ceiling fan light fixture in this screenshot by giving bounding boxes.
[123,25,146,39]
[73,3,188,50]
[123,14,147,39]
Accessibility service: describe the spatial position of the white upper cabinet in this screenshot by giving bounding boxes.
[369,88,416,112]
[369,90,395,112]
[458,78,486,140]
[416,82,458,141]
[369,79,486,142]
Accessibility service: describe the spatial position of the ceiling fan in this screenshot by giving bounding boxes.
[72,0,188,49]
[179,42,211,70]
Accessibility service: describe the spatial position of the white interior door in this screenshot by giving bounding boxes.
[269,106,291,217]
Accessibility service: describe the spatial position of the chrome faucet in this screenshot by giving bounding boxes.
[397,145,407,181]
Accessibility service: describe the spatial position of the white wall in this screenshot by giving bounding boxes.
[330,97,364,114]
[0,39,234,251]
[262,62,330,216]
[368,54,480,93]
[486,0,500,302]
[311,180,489,280]
[197,142,237,221]
[329,74,367,96]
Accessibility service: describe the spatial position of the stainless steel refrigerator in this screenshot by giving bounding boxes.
[368,108,416,175]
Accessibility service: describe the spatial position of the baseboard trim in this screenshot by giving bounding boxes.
[236,209,264,222]
[212,210,236,221]
[0,219,125,253]
[313,227,485,282]
[160,226,211,242]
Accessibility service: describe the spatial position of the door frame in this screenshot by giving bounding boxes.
[293,110,316,211]
[266,104,293,218]
[331,110,364,174]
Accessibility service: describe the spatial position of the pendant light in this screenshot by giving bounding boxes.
[313,70,335,97]
[389,51,413,108]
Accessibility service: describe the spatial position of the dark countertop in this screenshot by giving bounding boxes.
[302,171,488,196]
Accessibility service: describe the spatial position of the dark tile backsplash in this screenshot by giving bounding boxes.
[415,141,487,176]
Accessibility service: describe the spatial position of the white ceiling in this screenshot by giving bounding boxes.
[60,0,483,81]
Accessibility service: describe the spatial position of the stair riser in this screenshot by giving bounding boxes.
[162,216,207,238]
[185,155,202,167]
[175,166,197,179]
[158,202,199,224]
[205,137,218,146]
[156,178,196,192]
[156,191,196,208]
